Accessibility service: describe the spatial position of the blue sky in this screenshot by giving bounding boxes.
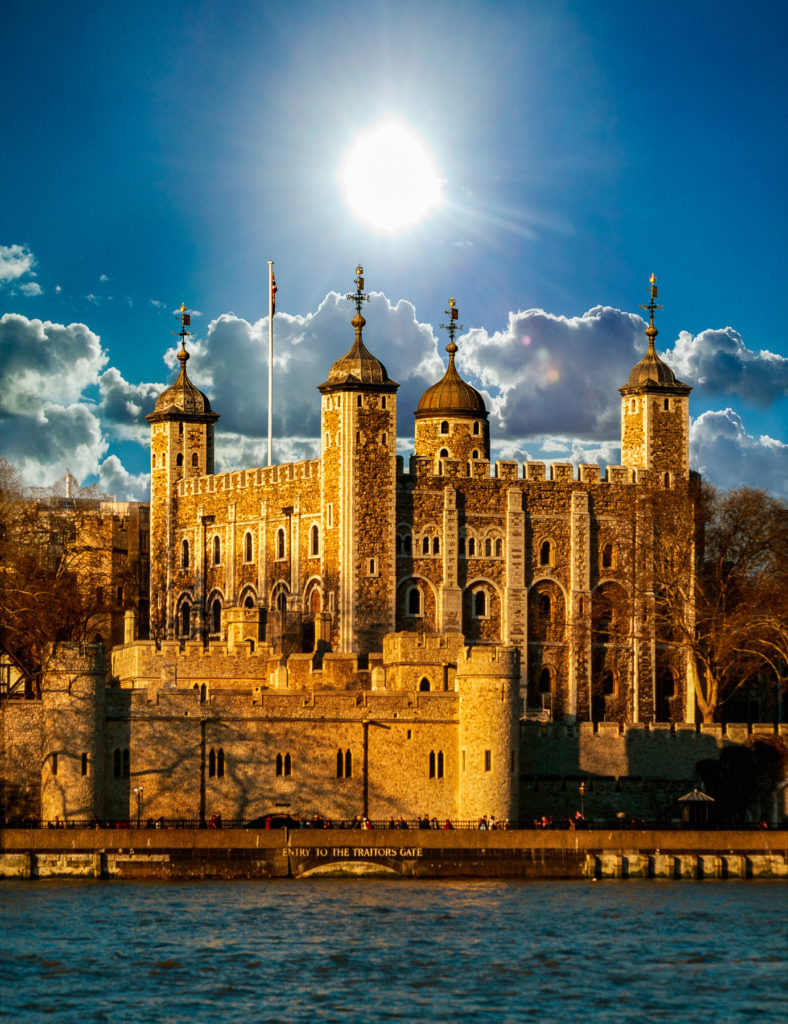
[2,0,787,498]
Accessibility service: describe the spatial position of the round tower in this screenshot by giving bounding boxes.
[415,299,489,469]
[619,275,692,482]
[456,644,520,823]
[146,304,219,637]
[40,642,106,823]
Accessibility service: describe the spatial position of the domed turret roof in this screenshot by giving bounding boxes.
[151,344,215,416]
[416,301,487,419]
[319,266,398,392]
[620,274,691,396]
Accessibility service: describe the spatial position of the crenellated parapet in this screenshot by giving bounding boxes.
[176,459,322,497]
[402,459,670,487]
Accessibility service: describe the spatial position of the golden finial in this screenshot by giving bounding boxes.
[640,274,662,351]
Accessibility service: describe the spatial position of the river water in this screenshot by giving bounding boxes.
[1,880,786,1023]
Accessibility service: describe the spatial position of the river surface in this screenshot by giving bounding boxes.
[0,880,786,1023]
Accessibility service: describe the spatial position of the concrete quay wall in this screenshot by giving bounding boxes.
[1,828,786,880]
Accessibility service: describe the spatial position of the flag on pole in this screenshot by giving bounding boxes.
[271,270,277,316]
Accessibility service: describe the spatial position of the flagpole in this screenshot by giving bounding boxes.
[267,260,274,466]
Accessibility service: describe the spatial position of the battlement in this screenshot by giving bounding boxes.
[456,644,519,678]
[382,631,466,665]
[44,642,107,676]
[402,457,663,487]
[177,459,322,497]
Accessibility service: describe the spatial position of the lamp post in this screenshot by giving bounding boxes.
[578,781,586,819]
[133,786,144,828]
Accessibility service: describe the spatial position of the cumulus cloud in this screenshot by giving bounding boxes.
[459,305,646,439]
[19,281,43,297]
[97,455,150,502]
[690,409,788,498]
[0,244,36,284]
[0,313,109,483]
[98,367,162,443]
[665,328,788,405]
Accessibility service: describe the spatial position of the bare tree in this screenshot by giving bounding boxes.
[647,482,788,722]
[0,458,136,680]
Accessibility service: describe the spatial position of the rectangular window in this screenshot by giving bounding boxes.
[461,749,466,772]
[51,752,58,776]
[81,752,88,777]
[484,750,492,772]
[326,504,333,528]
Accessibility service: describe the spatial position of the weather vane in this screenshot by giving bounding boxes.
[173,302,192,350]
[640,273,662,347]
[346,265,369,317]
[440,297,462,354]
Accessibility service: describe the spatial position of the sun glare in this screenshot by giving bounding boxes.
[340,121,443,233]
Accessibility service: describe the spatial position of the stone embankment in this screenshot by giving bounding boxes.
[1,828,786,880]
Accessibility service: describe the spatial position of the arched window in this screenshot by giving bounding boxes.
[602,543,614,570]
[310,524,319,556]
[344,750,352,778]
[243,594,256,609]
[152,454,156,468]
[422,536,430,555]
[217,749,225,778]
[485,538,492,557]
[663,472,671,487]
[473,421,480,435]
[357,395,363,407]
[161,453,166,466]
[419,677,431,691]
[276,753,283,776]
[210,598,221,634]
[601,671,616,696]
[539,667,552,693]
[200,683,207,702]
[337,749,344,778]
[432,537,440,555]
[176,452,183,467]
[440,421,449,435]
[495,538,502,557]
[192,452,198,468]
[381,396,387,409]
[474,590,486,617]
[180,602,191,637]
[437,751,444,779]
[539,540,554,566]
[439,448,448,458]
[275,588,287,612]
[181,539,190,568]
[244,532,253,562]
[213,535,221,565]
[407,587,422,617]
[472,450,479,459]
[539,593,552,620]
[209,748,216,778]
[429,751,436,778]
[51,753,58,776]
[656,668,676,721]
[284,753,292,776]
[276,528,285,559]
[468,538,476,557]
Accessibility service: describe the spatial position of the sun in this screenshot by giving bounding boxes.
[340,121,443,233]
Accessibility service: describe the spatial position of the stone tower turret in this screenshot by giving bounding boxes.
[147,305,219,636]
[456,645,520,823]
[41,642,106,823]
[415,298,490,470]
[619,275,692,482]
[317,267,399,653]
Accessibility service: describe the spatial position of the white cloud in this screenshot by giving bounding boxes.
[97,455,150,501]
[459,305,645,439]
[98,367,162,443]
[99,274,109,282]
[19,281,43,297]
[665,328,788,405]
[150,298,166,309]
[690,409,788,498]
[0,244,36,284]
